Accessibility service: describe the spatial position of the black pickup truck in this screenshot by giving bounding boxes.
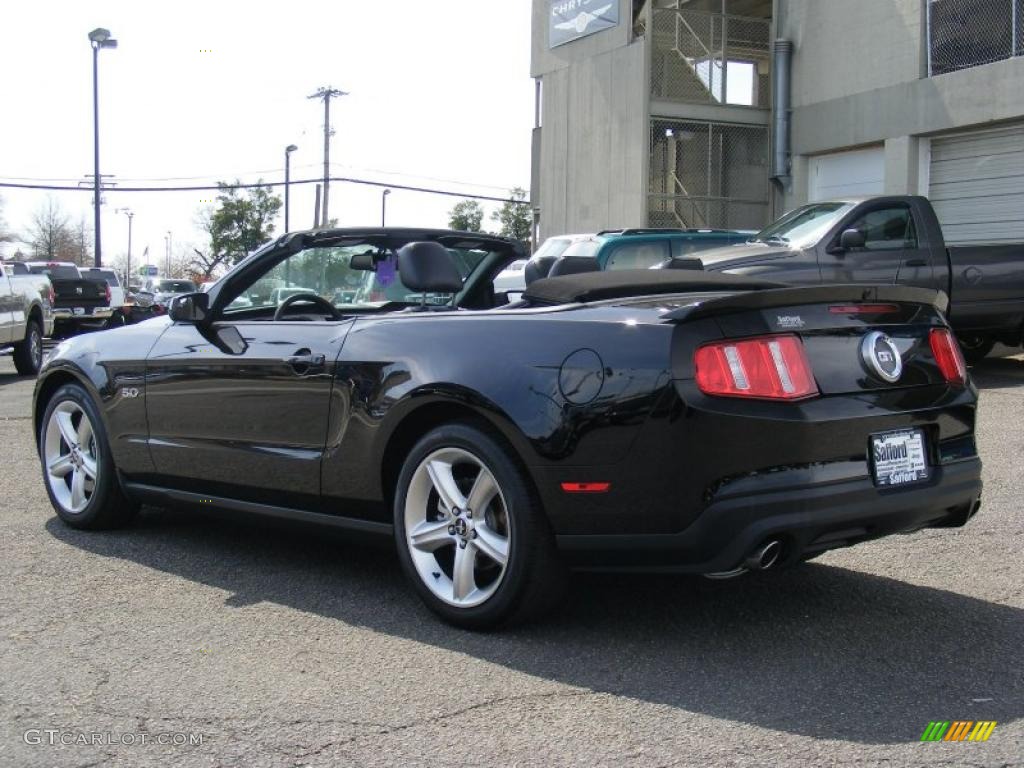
[25,262,110,337]
[697,195,1024,361]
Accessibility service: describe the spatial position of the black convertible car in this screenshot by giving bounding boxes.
[34,228,983,628]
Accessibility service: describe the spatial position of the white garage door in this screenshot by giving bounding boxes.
[808,147,885,202]
[929,123,1024,245]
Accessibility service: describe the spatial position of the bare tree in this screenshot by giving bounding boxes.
[25,196,76,261]
[0,194,14,244]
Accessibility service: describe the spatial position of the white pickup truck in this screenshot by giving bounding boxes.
[0,261,54,375]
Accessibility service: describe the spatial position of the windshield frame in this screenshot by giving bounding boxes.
[751,202,855,249]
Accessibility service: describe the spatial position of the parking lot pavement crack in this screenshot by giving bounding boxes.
[291,688,598,760]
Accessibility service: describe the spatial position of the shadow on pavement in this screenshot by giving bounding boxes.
[971,353,1024,390]
[46,507,1023,745]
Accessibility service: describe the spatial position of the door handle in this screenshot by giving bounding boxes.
[286,350,326,374]
[903,259,927,267]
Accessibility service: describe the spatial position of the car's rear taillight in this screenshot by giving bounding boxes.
[105,283,112,304]
[48,286,55,306]
[929,328,967,385]
[695,334,818,400]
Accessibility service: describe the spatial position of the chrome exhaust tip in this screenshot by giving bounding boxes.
[744,540,782,571]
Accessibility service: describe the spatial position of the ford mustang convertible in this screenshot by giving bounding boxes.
[33,228,983,628]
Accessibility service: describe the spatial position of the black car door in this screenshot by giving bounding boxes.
[818,203,937,287]
[144,318,353,510]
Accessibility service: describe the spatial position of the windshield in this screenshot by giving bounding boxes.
[223,243,493,314]
[30,265,80,280]
[83,270,120,286]
[751,202,854,248]
[533,238,572,260]
[156,280,197,293]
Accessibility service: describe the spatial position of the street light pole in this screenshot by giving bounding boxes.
[284,144,298,233]
[88,28,117,268]
[165,231,172,275]
[381,189,391,227]
[116,208,133,284]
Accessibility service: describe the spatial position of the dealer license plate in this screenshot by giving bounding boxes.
[72,307,85,316]
[870,429,930,487]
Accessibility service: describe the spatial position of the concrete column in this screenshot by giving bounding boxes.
[884,135,921,195]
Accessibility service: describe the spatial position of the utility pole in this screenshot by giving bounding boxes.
[307,86,347,227]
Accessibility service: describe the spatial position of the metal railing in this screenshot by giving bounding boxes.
[648,118,770,231]
[650,3,771,107]
[927,0,1024,76]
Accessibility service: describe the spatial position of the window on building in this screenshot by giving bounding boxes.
[928,0,1024,76]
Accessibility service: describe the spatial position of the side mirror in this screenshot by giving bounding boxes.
[839,228,867,250]
[168,292,209,324]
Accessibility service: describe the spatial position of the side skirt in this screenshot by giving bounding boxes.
[122,482,394,536]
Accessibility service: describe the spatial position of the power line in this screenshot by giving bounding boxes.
[0,176,531,205]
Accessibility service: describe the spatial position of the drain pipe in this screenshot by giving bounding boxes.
[770,39,793,186]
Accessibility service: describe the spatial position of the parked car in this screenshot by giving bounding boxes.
[34,228,982,628]
[81,267,127,327]
[695,195,1024,361]
[25,262,109,337]
[0,261,53,374]
[135,278,199,313]
[524,228,754,286]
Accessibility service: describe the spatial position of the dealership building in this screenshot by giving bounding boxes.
[530,0,1024,245]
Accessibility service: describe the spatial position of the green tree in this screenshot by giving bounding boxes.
[207,180,283,267]
[448,199,484,232]
[490,187,532,243]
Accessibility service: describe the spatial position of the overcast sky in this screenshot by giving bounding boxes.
[0,0,534,268]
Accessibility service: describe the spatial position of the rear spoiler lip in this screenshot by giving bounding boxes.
[664,284,948,322]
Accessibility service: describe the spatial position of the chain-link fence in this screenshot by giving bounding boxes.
[928,0,1024,76]
[648,118,769,230]
[649,1,771,107]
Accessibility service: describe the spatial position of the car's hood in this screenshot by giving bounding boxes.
[698,242,795,270]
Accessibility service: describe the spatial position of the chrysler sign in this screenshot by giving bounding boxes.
[549,0,619,48]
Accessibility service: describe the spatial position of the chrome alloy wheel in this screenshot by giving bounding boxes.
[404,447,511,608]
[44,401,99,514]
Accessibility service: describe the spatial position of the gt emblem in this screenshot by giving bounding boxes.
[861,331,903,383]
[121,387,140,399]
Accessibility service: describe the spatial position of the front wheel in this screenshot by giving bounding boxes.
[394,422,565,629]
[13,318,43,376]
[40,383,138,529]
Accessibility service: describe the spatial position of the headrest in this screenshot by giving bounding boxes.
[397,242,463,293]
[548,255,600,277]
[524,255,557,286]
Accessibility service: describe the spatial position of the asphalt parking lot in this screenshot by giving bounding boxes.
[1,348,1022,768]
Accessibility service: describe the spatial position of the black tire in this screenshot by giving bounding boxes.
[957,333,995,364]
[39,383,139,530]
[393,422,566,630]
[12,318,43,376]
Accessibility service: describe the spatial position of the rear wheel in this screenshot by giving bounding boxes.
[956,333,994,364]
[40,383,138,529]
[13,318,43,376]
[394,423,565,629]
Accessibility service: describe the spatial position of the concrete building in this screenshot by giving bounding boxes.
[530,0,1024,245]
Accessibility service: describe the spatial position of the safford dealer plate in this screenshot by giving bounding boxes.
[870,429,930,487]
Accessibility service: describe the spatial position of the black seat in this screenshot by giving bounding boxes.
[397,242,463,310]
[548,255,600,277]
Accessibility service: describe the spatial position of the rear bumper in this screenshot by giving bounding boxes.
[555,458,982,572]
